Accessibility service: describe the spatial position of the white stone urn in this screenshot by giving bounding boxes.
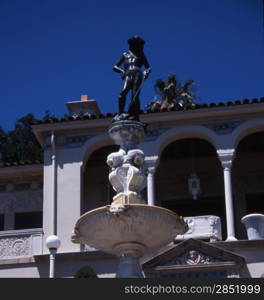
[241,213,264,240]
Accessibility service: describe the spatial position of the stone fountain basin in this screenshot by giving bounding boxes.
[72,204,188,255]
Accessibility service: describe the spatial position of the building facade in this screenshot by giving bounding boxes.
[0,96,264,277]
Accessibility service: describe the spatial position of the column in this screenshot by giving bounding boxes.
[217,149,237,241]
[51,131,56,235]
[147,167,155,206]
[145,156,159,206]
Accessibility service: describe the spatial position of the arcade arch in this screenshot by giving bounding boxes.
[142,125,220,157]
[155,137,227,239]
[231,119,264,150]
[82,144,118,213]
[232,131,264,239]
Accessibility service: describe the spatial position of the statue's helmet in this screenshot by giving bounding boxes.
[127,35,145,48]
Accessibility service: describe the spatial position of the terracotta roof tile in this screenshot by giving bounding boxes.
[0,160,42,168]
[30,97,264,125]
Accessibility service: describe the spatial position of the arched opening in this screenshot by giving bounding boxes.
[233,131,264,239]
[155,138,226,238]
[82,145,119,213]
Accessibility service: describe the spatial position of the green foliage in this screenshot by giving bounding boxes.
[42,110,55,122]
[74,265,98,278]
[147,73,196,112]
[0,113,43,163]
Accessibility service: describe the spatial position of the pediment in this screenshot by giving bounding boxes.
[142,239,245,275]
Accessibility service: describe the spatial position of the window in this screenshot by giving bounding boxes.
[0,214,4,231]
[14,211,42,230]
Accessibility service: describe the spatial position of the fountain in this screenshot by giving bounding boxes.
[71,120,188,277]
[71,36,188,277]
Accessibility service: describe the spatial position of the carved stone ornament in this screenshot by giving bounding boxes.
[107,149,146,206]
[44,134,94,148]
[175,215,222,241]
[106,121,147,213]
[164,249,219,266]
[217,149,235,170]
[108,121,146,149]
[0,237,31,258]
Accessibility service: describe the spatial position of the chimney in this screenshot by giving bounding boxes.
[81,95,89,101]
[65,94,101,118]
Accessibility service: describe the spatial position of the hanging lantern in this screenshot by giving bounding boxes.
[188,173,201,200]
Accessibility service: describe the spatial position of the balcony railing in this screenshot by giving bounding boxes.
[0,228,43,259]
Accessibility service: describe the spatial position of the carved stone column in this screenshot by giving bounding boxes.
[217,149,237,241]
[107,121,147,214]
[145,156,159,206]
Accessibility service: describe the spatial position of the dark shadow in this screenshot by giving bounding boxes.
[156,138,226,239]
[82,145,119,213]
[233,131,264,239]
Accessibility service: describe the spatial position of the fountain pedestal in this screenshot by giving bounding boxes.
[72,120,188,277]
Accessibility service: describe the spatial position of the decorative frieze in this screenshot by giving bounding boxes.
[0,181,42,193]
[203,120,244,135]
[145,128,168,141]
[44,134,95,148]
[66,135,94,147]
[0,229,43,259]
[0,237,30,258]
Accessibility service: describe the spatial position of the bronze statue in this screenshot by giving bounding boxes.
[113,36,151,121]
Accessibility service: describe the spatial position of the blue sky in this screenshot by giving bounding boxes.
[0,0,263,130]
